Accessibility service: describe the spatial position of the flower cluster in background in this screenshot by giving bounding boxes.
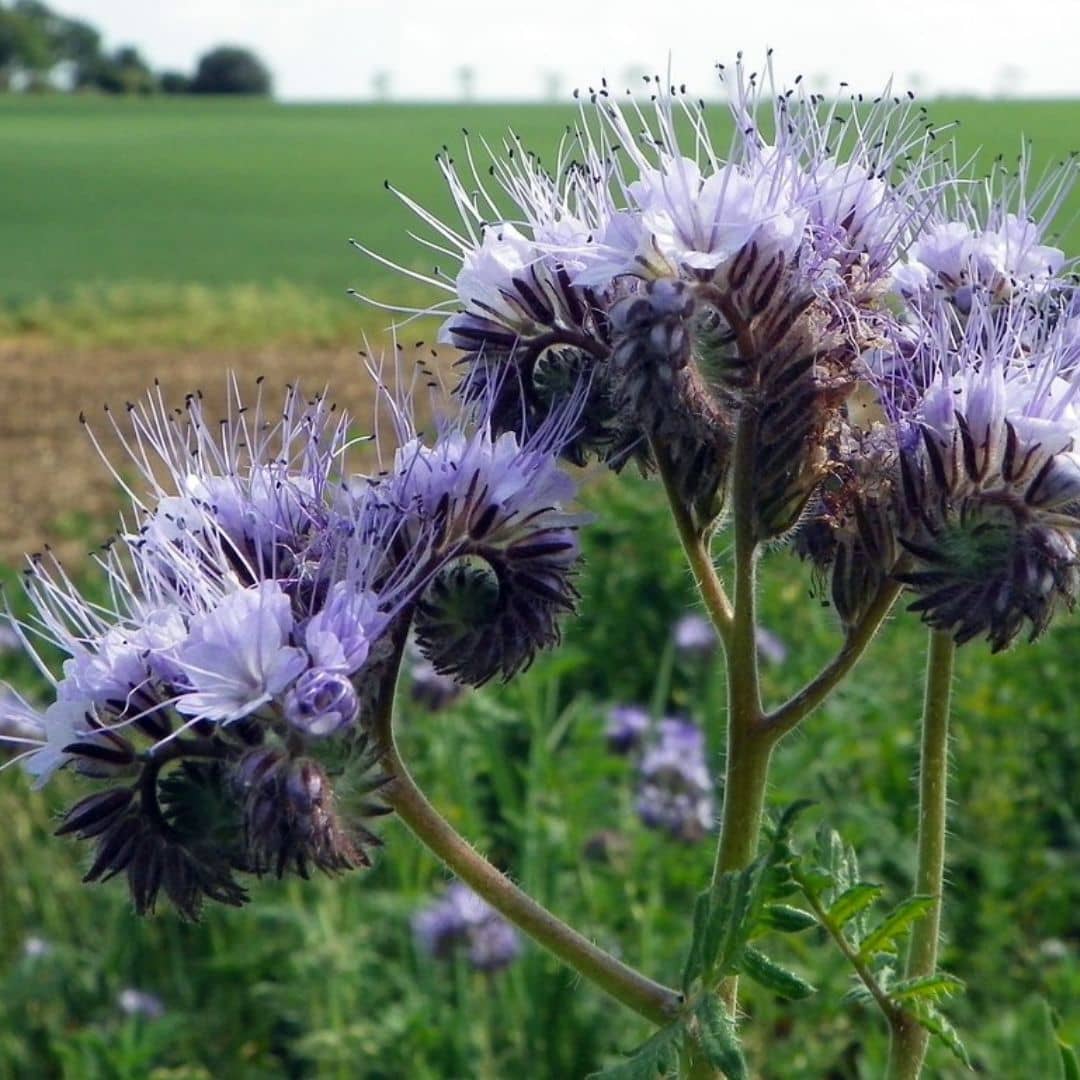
[605,704,715,843]
[412,881,521,973]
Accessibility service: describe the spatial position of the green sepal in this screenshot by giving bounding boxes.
[759,903,817,934]
[738,945,816,1000]
[693,996,748,1080]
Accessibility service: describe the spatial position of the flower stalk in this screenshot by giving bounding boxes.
[885,630,956,1080]
[372,683,681,1027]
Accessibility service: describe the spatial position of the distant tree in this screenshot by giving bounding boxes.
[158,70,190,94]
[84,44,154,94]
[0,4,52,88]
[53,14,100,87]
[190,45,271,95]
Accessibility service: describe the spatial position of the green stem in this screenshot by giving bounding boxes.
[762,578,903,738]
[709,409,775,1018]
[651,436,734,650]
[379,723,681,1026]
[885,630,955,1080]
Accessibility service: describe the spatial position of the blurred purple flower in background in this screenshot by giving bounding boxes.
[636,718,715,842]
[673,613,718,658]
[117,988,166,1020]
[755,627,788,666]
[412,881,521,972]
[605,704,651,754]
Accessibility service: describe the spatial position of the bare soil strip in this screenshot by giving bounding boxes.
[0,344,387,568]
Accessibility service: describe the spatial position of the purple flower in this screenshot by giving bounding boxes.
[117,988,166,1020]
[283,669,359,738]
[673,613,718,658]
[636,718,714,843]
[755,627,788,666]
[412,882,521,972]
[605,704,651,754]
[408,656,464,712]
[174,582,308,723]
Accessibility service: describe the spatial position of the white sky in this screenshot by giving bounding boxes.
[54,0,1080,102]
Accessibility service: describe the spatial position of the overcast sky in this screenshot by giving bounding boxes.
[56,0,1080,102]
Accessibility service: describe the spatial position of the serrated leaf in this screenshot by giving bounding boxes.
[708,858,771,976]
[889,973,964,1003]
[739,945,816,1000]
[828,883,883,932]
[760,903,817,934]
[858,896,935,961]
[912,1002,972,1069]
[702,872,737,978]
[797,868,835,899]
[588,1021,683,1079]
[694,996,748,1080]
[771,799,816,845]
[682,890,712,993]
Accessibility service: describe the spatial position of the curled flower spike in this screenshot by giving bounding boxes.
[885,298,1080,649]
[375,375,586,686]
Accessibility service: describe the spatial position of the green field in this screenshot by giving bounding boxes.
[2,96,1079,346]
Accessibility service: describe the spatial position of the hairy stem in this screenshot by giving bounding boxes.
[885,630,955,1080]
[651,437,734,649]
[709,408,775,1019]
[762,578,903,738]
[376,706,681,1026]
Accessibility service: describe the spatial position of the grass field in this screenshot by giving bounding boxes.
[2,93,1080,1078]
[2,95,1080,346]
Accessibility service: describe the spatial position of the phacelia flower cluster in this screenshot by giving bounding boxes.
[367,55,954,538]
[0,376,584,916]
[363,55,1079,652]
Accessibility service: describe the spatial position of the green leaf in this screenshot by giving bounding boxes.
[759,903,818,934]
[702,872,737,978]
[889,973,964,1003]
[770,799,817,847]
[827,883,883,933]
[694,996,748,1080]
[682,890,712,993]
[858,896,935,961]
[1062,1044,1080,1080]
[911,1002,972,1070]
[1031,999,1072,1080]
[707,857,770,976]
[587,1022,683,1079]
[738,945,816,1000]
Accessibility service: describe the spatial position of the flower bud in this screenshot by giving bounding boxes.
[283,669,359,738]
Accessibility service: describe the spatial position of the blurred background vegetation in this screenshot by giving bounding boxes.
[0,27,1079,1076]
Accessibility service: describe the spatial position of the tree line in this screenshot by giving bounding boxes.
[0,1,271,95]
